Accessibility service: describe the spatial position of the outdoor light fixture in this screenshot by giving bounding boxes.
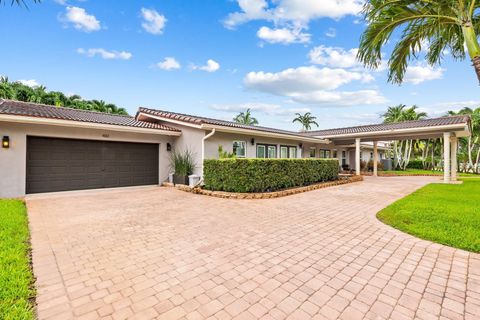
[167,142,172,151]
[2,136,9,149]
[251,138,255,145]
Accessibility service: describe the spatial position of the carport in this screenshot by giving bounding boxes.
[305,116,471,183]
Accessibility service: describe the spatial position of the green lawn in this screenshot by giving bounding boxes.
[0,200,35,320]
[377,178,480,253]
[381,169,479,177]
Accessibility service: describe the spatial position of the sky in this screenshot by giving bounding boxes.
[1,0,479,131]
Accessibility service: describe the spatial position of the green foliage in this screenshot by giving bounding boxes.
[233,108,259,126]
[377,178,480,253]
[0,200,35,320]
[292,112,319,131]
[204,158,339,193]
[218,145,236,159]
[0,76,128,115]
[170,149,196,176]
[358,0,480,84]
[406,159,424,169]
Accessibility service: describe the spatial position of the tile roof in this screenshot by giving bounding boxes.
[303,116,470,137]
[137,107,316,139]
[0,99,180,132]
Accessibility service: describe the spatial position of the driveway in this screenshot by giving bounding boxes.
[27,177,480,320]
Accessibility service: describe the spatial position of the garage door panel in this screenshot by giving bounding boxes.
[26,137,159,194]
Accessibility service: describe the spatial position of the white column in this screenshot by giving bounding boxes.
[450,136,458,181]
[443,132,451,184]
[355,138,361,176]
[373,141,378,177]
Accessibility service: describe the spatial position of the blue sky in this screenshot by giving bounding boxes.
[1,0,479,130]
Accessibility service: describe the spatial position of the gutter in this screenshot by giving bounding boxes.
[201,129,216,178]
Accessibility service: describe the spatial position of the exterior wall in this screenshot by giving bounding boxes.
[204,131,306,159]
[0,121,173,198]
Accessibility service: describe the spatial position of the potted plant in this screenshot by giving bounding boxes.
[170,149,195,185]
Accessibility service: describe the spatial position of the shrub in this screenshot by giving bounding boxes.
[367,160,384,171]
[170,149,196,176]
[203,158,339,193]
[406,159,424,169]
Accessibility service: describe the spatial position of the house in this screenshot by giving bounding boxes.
[0,99,471,197]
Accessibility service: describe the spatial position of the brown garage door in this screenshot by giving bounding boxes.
[26,137,159,194]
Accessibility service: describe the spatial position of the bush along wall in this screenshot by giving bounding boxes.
[203,158,339,193]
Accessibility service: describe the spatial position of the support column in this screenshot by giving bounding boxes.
[355,138,361,176]
[443,132,451,184]
[373,141,378,177]
[451,135,458,181]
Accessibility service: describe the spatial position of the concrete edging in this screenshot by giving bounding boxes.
[162,175,363,199]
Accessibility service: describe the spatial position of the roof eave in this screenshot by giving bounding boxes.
[201,124,329,143]
[0,114,182,136]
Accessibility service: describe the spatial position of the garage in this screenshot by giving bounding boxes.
[26,136,160,194]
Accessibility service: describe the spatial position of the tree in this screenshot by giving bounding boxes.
[233,108,259,126]
[383,105,428,169]
[0,0,40,7]
[448,107,480,172]
[358,0,480,84]
[292,112,319,131]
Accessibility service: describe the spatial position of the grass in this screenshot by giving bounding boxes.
[381,169,479,177]
[0,200,35,320]
[377,178,480,253]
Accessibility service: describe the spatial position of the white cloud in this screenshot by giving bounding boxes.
[289,90,387,106]
[211,102,310,116]
[257,26,310,44]
[63,6,101,32]
[77,48,132,60]
[140,8,167,35]
[419,100,480,117]
[309,46,359,68]
[404,64,445,84]
[224,0,362,28]
[325,27,336,38]
[155,57,181,70]
[17,79,40,88]
[244,66,386,106]
[192,59,220,72]
[245,66,372,94]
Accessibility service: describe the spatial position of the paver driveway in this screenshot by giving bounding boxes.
[27,176,480,320]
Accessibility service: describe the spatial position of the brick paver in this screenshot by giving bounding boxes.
[26,177,480,319]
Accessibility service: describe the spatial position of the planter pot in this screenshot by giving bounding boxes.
[173,174,189,185]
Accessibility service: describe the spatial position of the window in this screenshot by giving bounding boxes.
[257,144,277,158]
[233,141,246,158]
[319,149,330,158]
[370,152,374,160]
[333,150,338,158]
[309,147,316,158]
[289,147,297,159]
[341,151,347,166]
[257,145,266,158]
[280,146,288,158]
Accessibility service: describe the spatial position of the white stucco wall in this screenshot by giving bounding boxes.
[0,121,173,198]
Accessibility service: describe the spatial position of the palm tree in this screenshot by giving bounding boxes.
[358,0,480,83]
[233,108,259,126]
[292,112,319,131]
[0,0,40,6]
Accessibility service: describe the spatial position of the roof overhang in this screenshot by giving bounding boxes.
[138,112,329,143]
[311,122,470,144]
[0,114,182,136]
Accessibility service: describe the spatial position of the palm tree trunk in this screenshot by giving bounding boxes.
[462,25,480,83]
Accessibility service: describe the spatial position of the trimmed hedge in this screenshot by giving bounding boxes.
[406,159,424,169]
[203,158,339,193]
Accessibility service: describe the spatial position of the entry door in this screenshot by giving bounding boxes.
[26,137,159,194]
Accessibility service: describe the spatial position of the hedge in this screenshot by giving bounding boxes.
[406,159,424,169]
[203,158,339,193]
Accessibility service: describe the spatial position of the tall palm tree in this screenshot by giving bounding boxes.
[358,0,480,83]
[0,0,40,6]
[292,112,319,131]
[233,108,259,126]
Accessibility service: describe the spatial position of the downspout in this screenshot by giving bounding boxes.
[200,129,216,180]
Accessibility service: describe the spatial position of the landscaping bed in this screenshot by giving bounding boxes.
[377,178,480,253]
[164,175,363,199]
[368,169,479,177]
[0,199,35,319]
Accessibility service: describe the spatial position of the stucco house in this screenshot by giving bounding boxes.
[0,99,470,197]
